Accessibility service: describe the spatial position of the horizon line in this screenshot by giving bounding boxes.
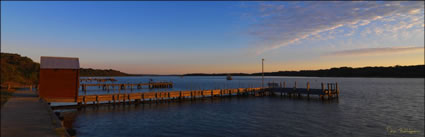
[82,64,425,75]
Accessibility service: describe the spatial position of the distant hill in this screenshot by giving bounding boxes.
[185,65,425,78]
[79,68,129,77]
[1,53,40,84]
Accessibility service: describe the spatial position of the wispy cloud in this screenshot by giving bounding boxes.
[323,46,424,57]
[249,1,424,54]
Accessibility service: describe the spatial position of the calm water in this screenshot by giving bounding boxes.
[59,76,424,137]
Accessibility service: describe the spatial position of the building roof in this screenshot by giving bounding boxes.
[40,56,80,69]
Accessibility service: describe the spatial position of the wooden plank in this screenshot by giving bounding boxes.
[76,96,84,102]
[97,94,113,101]
[203,90,212,95]
[128,93,142,100]
[84,95,97,102]
[157,92,167,98]
[253,88,261,91]
[182,91,191,97]
[223,89,228,94]
[212,90,220,95]
[169,92,180,98]
[116,94,126,101]
[238,88,245,93]
[192,90,202,97]
[143,92,156,99]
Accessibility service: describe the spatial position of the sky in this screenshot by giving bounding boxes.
[1,1,424,74]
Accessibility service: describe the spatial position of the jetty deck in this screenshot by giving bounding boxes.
[47,82,339,107]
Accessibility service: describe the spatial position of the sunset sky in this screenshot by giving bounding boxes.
[2,1,424,74]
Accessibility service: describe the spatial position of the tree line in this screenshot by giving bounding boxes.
[185,65,424,78]
[1,52,423,86]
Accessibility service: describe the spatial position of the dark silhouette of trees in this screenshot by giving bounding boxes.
[185,65,424,78]
[79,68,128,76]
[1,53,40,84]
[1,52,129,85]
[2,52,423,85]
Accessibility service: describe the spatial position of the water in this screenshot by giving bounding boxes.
[59,76,424,137]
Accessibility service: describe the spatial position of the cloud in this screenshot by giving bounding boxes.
[323,46,424,57]
[249,1,424,54]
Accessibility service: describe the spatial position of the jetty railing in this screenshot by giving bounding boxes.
[0,83,36,91]
[80,82,173,92]
[79,78,117,82]
[267,82,339,99]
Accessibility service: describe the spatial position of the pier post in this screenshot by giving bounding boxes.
[327,83,330,100]
[307,82,310,98]
[168,92,171,102]
[202,90,205,98]
[295,81,300,97]
[327,83,330,93]
[141,93,145,103]
[220,89,222,97]
[113,95,116,104]
[96,96,99,105]
[321,83,325,100]
[336,82,339,97]
[123,94,126,105]
[211,90,213,98]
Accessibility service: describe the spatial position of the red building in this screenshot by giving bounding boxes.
[39,56,79,102]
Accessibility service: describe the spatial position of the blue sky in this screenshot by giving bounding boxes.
[2,1,424,74]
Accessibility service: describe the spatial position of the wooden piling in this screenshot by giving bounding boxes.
[336,82,339,97]
[307,82,310,98]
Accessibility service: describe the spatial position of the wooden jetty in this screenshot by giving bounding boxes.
[80,82,173,91]
[47,82,339,107]
[268,82,339,100]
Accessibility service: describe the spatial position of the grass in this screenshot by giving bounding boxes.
[1,89,14,107]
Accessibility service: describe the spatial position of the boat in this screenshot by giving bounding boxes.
[226,75,232,80]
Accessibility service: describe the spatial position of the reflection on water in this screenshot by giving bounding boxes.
[59,76,424,137]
